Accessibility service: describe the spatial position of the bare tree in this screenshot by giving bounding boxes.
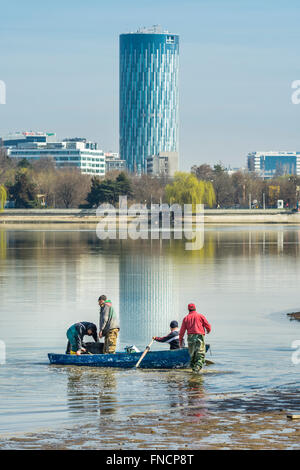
[30,156,57,206]
[211,165,234,207]
[131,174,167,205]
[32,156,56,173]
[191,163,214,181]
[54,169,91,208]
[0,147,17,185]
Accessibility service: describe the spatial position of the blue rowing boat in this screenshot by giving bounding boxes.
[48,345,210,369]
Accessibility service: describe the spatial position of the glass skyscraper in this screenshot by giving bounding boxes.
[119,26,179,173]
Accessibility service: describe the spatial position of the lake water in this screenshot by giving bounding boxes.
[0,224,299,447]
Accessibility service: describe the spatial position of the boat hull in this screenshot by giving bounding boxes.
[48,348,192,369]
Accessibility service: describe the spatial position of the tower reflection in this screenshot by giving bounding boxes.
[119,242,179,347]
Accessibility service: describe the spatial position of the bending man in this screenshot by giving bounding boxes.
[66,322,98,355]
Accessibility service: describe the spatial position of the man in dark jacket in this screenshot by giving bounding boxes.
[98,295,120,354]
[66,322,98,355]
[153,321,182,350]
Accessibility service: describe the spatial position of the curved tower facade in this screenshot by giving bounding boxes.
[119,26,179,173]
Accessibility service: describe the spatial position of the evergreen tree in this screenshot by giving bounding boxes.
[115,172,133,199]
[86,173,133,207]
[9,169,38,208]
[17,158,32,169]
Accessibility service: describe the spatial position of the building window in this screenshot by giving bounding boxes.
[166,36,175,44]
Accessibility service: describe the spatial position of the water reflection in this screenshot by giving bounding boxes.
[164,374,207,419]
[1,225,300,434]
[64,366,208,422]
[0,230,6,260]
[98,369,118,416]
[66,367,118,417]
[117,228,300,345]
[119,245,179,344]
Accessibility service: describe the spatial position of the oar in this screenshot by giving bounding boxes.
[205,359,215,365]
[135,339,154,368]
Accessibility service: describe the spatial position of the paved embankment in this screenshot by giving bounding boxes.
[1,208,300,224]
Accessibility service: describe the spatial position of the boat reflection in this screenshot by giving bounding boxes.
[66,367,118,417]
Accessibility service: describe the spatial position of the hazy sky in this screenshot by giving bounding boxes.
[1,0,300,170]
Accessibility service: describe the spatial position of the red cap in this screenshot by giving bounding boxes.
[188,303,196,311]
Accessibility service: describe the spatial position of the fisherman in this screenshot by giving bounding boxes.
[179,303,211,373]
[66,322,98,355]
[98,295,120,354]
[153,321,182,350]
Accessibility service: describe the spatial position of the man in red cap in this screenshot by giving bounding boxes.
[179,303,211,373]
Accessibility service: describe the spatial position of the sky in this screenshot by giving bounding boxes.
[1,0,300,170]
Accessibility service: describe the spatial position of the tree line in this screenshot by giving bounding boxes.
[0,151,168,209]
[1,150,300,209]
[191,163,300,208]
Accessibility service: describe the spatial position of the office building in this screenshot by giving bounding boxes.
[146,151,178,177]
[248,151,300,178]
[0,131,56,147]
[105,152,127,173]
[3,132,106,176]
[119,26,179,174]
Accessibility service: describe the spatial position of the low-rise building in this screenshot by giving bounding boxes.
[225,166,245,176]
[105,152,127,173]
[146,152,178,177]
[0,131,56,147]
[2,132,106,176]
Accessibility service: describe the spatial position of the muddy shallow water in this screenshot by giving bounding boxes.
[1,379,299,449]
[0,225,299,449]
